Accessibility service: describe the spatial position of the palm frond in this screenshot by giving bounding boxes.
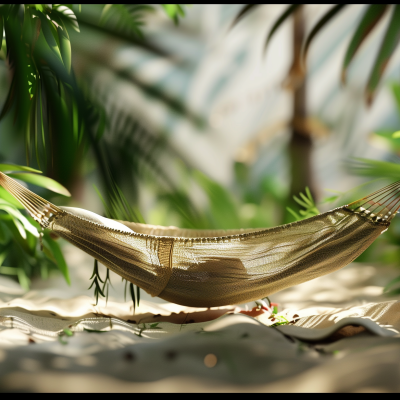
[100,4,154,39]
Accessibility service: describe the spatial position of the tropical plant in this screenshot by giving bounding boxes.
[0,4,189,192]
[1,4,400,302]
[0,164,70,289]
[0,4,189,296]
[232,4,400,202]
[233,4,400,105]
[344,82,400,292]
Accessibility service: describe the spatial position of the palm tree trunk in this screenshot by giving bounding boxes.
[288,6,317,201]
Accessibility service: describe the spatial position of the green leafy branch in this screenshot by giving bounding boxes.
[0,4,83,146]
[0,165,70,289]
[286,187,320,221]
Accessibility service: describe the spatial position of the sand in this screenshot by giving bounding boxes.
[0,243,400,392]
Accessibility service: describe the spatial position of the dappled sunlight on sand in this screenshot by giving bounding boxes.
[1,244,400,391]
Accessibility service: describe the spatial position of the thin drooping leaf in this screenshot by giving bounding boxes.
[43,233,70,285]
[0,223,9,245]
[7,173,71,196]
[264,4,301,53]
[370,129,400,153]
[89,259,105,305]
[26,107,32,165]
[385,288,400,296]
[1,11,31,131]
[384,275,400,292]
[321,195,340,204]
[34,90,40,169]
[348,157,400,179]
[0,77,16,122]
[94,176,145,223]
[38,84,46,161]
[0,215,35,255]
[100,4,113,23]
[366,5,400,105]
[102,268,111,305]
[0,164,42,174]
[286,207,300,221]
[300,192,312,206]
[0,266,18,276]
[90,259,103,282]
[305,186,313,202]
[17,268,30,291]
[0,202,39,237]
[293,195,309,209]
[38,12,63,61]
[0,250,7,267]
[57,25,71,73]
[303,5,346,62]
[230,4,260,29]
[391,82,400,115]
[11,218,26,240]
[0,15,3,51]
[124,278,128,302]
[342,4,388,83]
[130,282,136,313]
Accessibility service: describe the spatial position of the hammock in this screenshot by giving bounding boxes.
[0,171,398,307]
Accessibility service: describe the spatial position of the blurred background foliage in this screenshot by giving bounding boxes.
[1,4,400,297]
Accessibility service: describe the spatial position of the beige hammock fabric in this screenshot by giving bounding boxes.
[0,171,398,307]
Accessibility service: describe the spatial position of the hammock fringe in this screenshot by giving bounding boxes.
[347,180,400,223]
[0,171,62,228]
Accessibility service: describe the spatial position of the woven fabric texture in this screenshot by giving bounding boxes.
[0,171,395,307]
[50,208,386,306]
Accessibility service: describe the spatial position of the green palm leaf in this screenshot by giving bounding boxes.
[342,5,388,83]
[230,4,260,29]
[366,5,400,105]
[264,4,300,54]
[303,5,346,63]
